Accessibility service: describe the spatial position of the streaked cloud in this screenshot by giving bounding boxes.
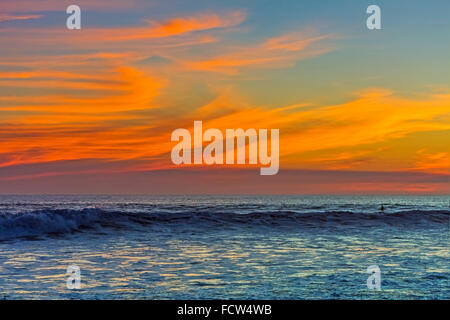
[0,14,42,22]
[411,149,449,174]
[186,31,336,74]
[0,1,449,194]
[65,11,246,42]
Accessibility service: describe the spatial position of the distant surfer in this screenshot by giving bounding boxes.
[380,204,384,212]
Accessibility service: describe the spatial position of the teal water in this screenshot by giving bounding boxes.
[0,195,448,299]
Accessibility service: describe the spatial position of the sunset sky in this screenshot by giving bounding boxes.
[0,0,449,194]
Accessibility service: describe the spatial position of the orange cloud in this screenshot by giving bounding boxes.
[0,14,42,22]
[411,149,449,174]
[174,88,450,172]
[72,11,245,42]
[264,33,332,51]
[0,4,447,184]
[1,98,448,195]
[137,11,245,39]
[111,11,245,41]
[2,56,449,177]
[186,31,335,74]
[0,11,245,47]
[1,66,165,113]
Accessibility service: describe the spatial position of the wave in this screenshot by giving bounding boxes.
[0,208,448,241]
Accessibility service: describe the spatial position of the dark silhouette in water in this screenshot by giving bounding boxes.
[380,204,385,212]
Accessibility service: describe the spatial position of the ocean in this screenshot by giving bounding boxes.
[0,195,448,299]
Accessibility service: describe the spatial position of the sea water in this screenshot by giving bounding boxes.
[0,195,448,299]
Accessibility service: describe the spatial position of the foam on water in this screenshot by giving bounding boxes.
[0,207,448,241]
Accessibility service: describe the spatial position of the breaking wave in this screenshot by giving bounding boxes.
[0,208,448,241]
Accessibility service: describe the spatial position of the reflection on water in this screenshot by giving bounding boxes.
[0,195,448,299]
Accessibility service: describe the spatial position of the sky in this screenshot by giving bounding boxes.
[0,0,449,194]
